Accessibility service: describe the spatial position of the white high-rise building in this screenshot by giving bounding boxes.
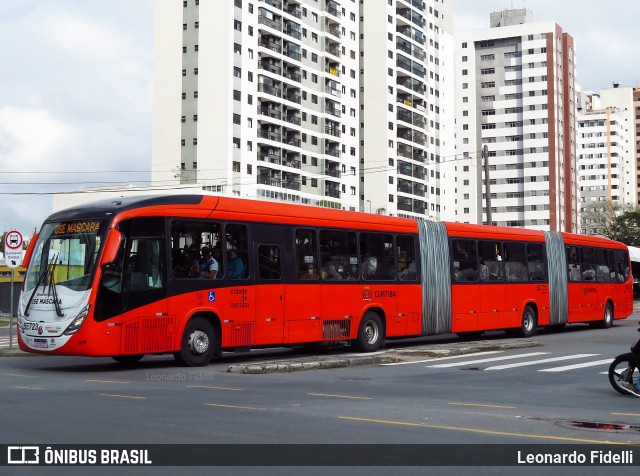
[445,9,578,232]
[152,0,453,217]
[359,0,454,218]
[153,0,360,210]
[598,83,639,206]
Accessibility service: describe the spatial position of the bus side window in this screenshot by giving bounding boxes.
[567,246,581,282]
[580,247,596,281]
[360,232,395,280]
[258,245,281,280]
[595,248,610,282]
[478,240,503,282]
[397,235,417,281]
[225,223,248,279]
[451,239,478,282]
[526,243,546,282]
[296,228,318,280]
[319,229,357,280]
[503,242,527,282]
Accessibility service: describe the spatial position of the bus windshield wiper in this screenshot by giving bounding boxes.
[46,256,64,317]
[24,254,63,317]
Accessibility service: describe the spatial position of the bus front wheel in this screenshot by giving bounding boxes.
[174,317,215,367]
[354,312,384,352]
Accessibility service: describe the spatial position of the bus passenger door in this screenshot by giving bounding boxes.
[254,244,284,345]
[120,233,172,354]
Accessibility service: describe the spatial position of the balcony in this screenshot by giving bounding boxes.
[325,65,340,77]
[325,1,341,18]
[325,126,341,138]
[397,144,412,159]
[259,60,282,75]
[284,91,301,104]
[284,69,301,82]
[283,48,302,61]
[258,15,282,31]
[259,106,282,120]
[325,188,341,198]
[324,147,340,158]
[258,152,281,164]
[326,46,341,58]
[285,26,301,40]
[259,37,282,53]
[258,129,282,142]
[324,166,340,177]
[283,157,301,169]
[324,105,341,117]
[284,113,301,125]
[260,0,282,9]
[285,6,301,18]
[258,83,282,98]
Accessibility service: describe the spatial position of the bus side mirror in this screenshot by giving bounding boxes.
[21,232,39,269]
[100,228,123,265]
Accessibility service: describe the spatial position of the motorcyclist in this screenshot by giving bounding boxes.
[620,322,640,397]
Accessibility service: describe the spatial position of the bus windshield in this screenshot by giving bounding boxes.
[25,220,108,294]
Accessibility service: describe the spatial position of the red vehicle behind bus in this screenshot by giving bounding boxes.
[17,195,633,366]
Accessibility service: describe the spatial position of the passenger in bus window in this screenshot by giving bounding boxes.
[227,248,245,279]
[324,264,343,280]
[197,248,218,279]
[300,263,318,280]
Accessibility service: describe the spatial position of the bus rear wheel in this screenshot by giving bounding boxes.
[354,312,384,352]
[591,302,613,329]
[508,305,537,338]
[174,317,215,367]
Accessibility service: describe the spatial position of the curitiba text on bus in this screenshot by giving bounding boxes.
[54,221,101,235]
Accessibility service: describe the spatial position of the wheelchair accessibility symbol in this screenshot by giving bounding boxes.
[208,291,216,302]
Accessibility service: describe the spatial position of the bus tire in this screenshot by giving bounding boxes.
[111,354,144,364]
[174,317,215,367]
[511,305,537,338]
[354,312,384,352]
[591,302,613,329]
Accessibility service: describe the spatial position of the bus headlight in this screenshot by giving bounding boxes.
[64,305,91,335]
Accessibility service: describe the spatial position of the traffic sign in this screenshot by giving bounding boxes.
[4,230,23,269]
[5,230,23,250]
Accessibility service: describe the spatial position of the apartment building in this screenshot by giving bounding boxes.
[153,0,361,211]
[360,0,454,218]
[446,9,578,232]
[152,0,453,217]
[598,83,640,206]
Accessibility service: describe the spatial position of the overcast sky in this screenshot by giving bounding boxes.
[0,0,638,239]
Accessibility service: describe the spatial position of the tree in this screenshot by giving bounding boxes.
[612,210,640,247]
[580,201,633,239]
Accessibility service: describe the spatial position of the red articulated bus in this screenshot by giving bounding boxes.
[17,194,633,366]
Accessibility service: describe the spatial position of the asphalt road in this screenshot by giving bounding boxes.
[1,315,639,475]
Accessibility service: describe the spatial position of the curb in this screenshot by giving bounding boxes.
[226,340,539,374]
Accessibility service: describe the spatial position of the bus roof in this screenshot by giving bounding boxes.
[43,194,628,250]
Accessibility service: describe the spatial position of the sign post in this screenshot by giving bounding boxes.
[4,230,23,350]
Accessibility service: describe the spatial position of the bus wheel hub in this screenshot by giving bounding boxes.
[189,330,209,355]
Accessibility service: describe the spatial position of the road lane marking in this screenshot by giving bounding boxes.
[205,403,266,411]
[307,393,373,400]
[187,385,244,391]
[428,352,548,368]
[97,393,146,400]
[2,373,36,378]
[338,416,640,445]
[538,358,613,372]
[381,351,504,366]
[85,379,131,384]
[448,402,517,409]
[10,386,45,391]
[612,412,640,417]
[485,354,599,371]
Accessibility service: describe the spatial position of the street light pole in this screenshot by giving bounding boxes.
[482,145,493,225]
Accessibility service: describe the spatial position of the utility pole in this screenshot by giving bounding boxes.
[482,145,493,225]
